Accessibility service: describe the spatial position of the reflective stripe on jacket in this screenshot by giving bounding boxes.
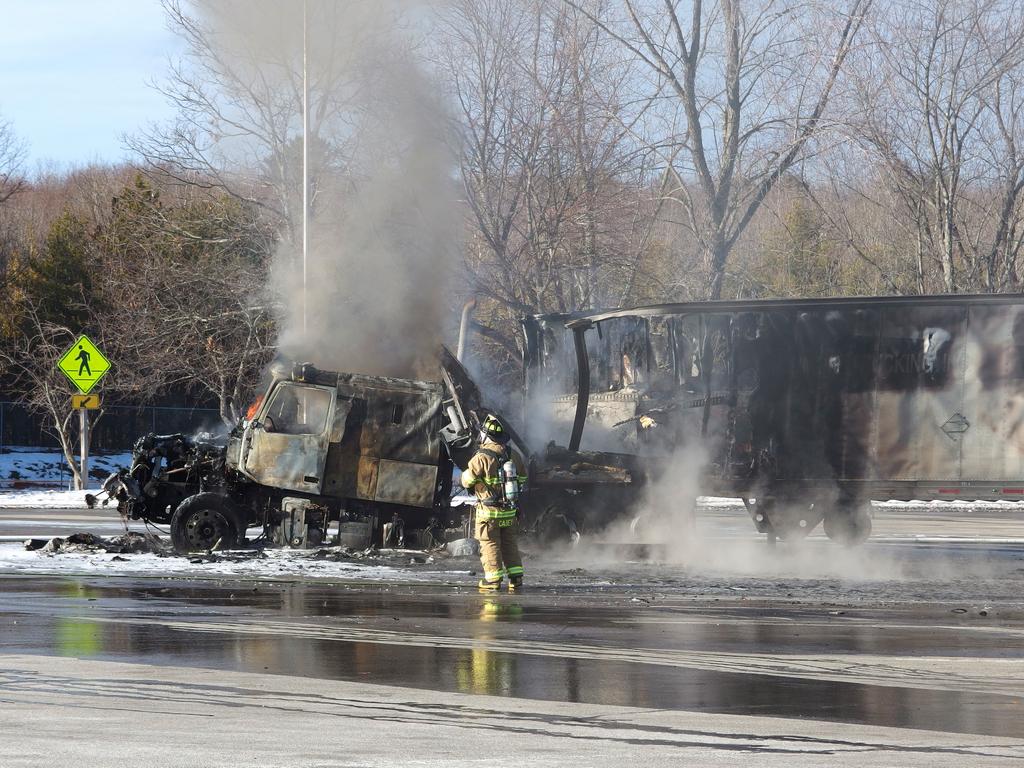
[460,439,526,517]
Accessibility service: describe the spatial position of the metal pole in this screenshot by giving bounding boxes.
[302,0,309,338]
[456,299,477,362]
[79,407,89,491]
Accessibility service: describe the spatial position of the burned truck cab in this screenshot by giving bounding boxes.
[104,351,494,554]
[226,361,458,549]
[228,363,336,496]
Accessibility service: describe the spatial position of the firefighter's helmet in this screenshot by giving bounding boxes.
[480,413,510,444]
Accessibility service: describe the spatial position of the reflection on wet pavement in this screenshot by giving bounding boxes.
[0,576,1021,739]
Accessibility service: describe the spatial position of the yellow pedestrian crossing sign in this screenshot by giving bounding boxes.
[57,335,111,394]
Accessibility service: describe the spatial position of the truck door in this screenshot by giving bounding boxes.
[439,345,529,456]
[243,382,336,494]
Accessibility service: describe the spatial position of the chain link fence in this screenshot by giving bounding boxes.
[0,401,225,452]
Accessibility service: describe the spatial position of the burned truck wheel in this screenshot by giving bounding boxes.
[773,500,826,541]
[171,493,245,554]
[823,506,872,546]
[535,503,581,547]
[748,497,824,542]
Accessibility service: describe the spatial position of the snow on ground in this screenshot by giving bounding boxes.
[874,498,1024,509]
[0,490,98,509]
[0,541,471,583]
[0,447,130,489]
[8,487,1024,512]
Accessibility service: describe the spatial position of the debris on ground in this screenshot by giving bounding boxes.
[445,538,479,557]
[18,533,475,574]
[308,546,455,566]
[310,546,372,562]
[25,532,169,555]
[187,550,268,564]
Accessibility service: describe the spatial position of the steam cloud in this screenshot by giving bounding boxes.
[192,0,457,377]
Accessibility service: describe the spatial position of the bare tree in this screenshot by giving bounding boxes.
[96,178,276,425]
[846,0,1024,293]
[132,1,398,243]
[0,114,26,205]
[981,34,1024,291]
[442,0,653,369]
[0,302,112,490]
[568,0,872,299]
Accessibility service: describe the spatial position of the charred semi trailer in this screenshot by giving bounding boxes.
[521,294,1024,544]
[102,351,501,554]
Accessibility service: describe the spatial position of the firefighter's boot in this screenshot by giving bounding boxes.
[478,579,502,592]
[507,577,523,593]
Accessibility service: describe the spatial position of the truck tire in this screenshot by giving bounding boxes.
[170,493,245,554]
[536,503,581,547]
[823,507,871,546]
[771,501,825,542]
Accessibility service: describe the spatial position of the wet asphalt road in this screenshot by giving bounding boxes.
[1,504,1024,765]
[1,575,1024,736]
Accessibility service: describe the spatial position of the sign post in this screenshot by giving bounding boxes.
[79,407,89,490]
[57,335,111,490]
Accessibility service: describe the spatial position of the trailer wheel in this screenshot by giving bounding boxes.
[773,501,825,542]
[824,508,871,546]
[170,493,245,554]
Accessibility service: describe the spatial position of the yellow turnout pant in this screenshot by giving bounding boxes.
[475,516,523,583]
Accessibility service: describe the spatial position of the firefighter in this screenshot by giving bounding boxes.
[461,414,526,592]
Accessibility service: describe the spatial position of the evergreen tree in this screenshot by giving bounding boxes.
[4,210,93,338]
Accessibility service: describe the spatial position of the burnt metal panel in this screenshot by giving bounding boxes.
[317,369,452,506]
[357,389,441,464]
[373,459,439,508]
[524,315,589,449]
[244,430,329,495]
[872,306,965,481]
[961,304,1024,480]
[831,308,882,481]
[322,396,365,499]
[329,398,352,443]
[357,456,379,500]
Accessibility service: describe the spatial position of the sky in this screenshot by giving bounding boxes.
[0,0,181,171]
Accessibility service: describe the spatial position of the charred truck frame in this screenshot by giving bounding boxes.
[102,350,506,554]
[105,293,1024,553]
[521,294,1024,544]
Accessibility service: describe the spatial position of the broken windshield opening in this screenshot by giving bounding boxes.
[263,383,332,435]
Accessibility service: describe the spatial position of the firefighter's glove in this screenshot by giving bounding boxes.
[639,415,658,429]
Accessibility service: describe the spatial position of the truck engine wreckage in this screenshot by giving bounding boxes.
[91,293,1024,554]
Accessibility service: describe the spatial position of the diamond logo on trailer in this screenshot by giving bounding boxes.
[57,335,111,394]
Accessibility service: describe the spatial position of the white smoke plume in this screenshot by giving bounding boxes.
[183,0,458,377]
[536,438,944,583]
